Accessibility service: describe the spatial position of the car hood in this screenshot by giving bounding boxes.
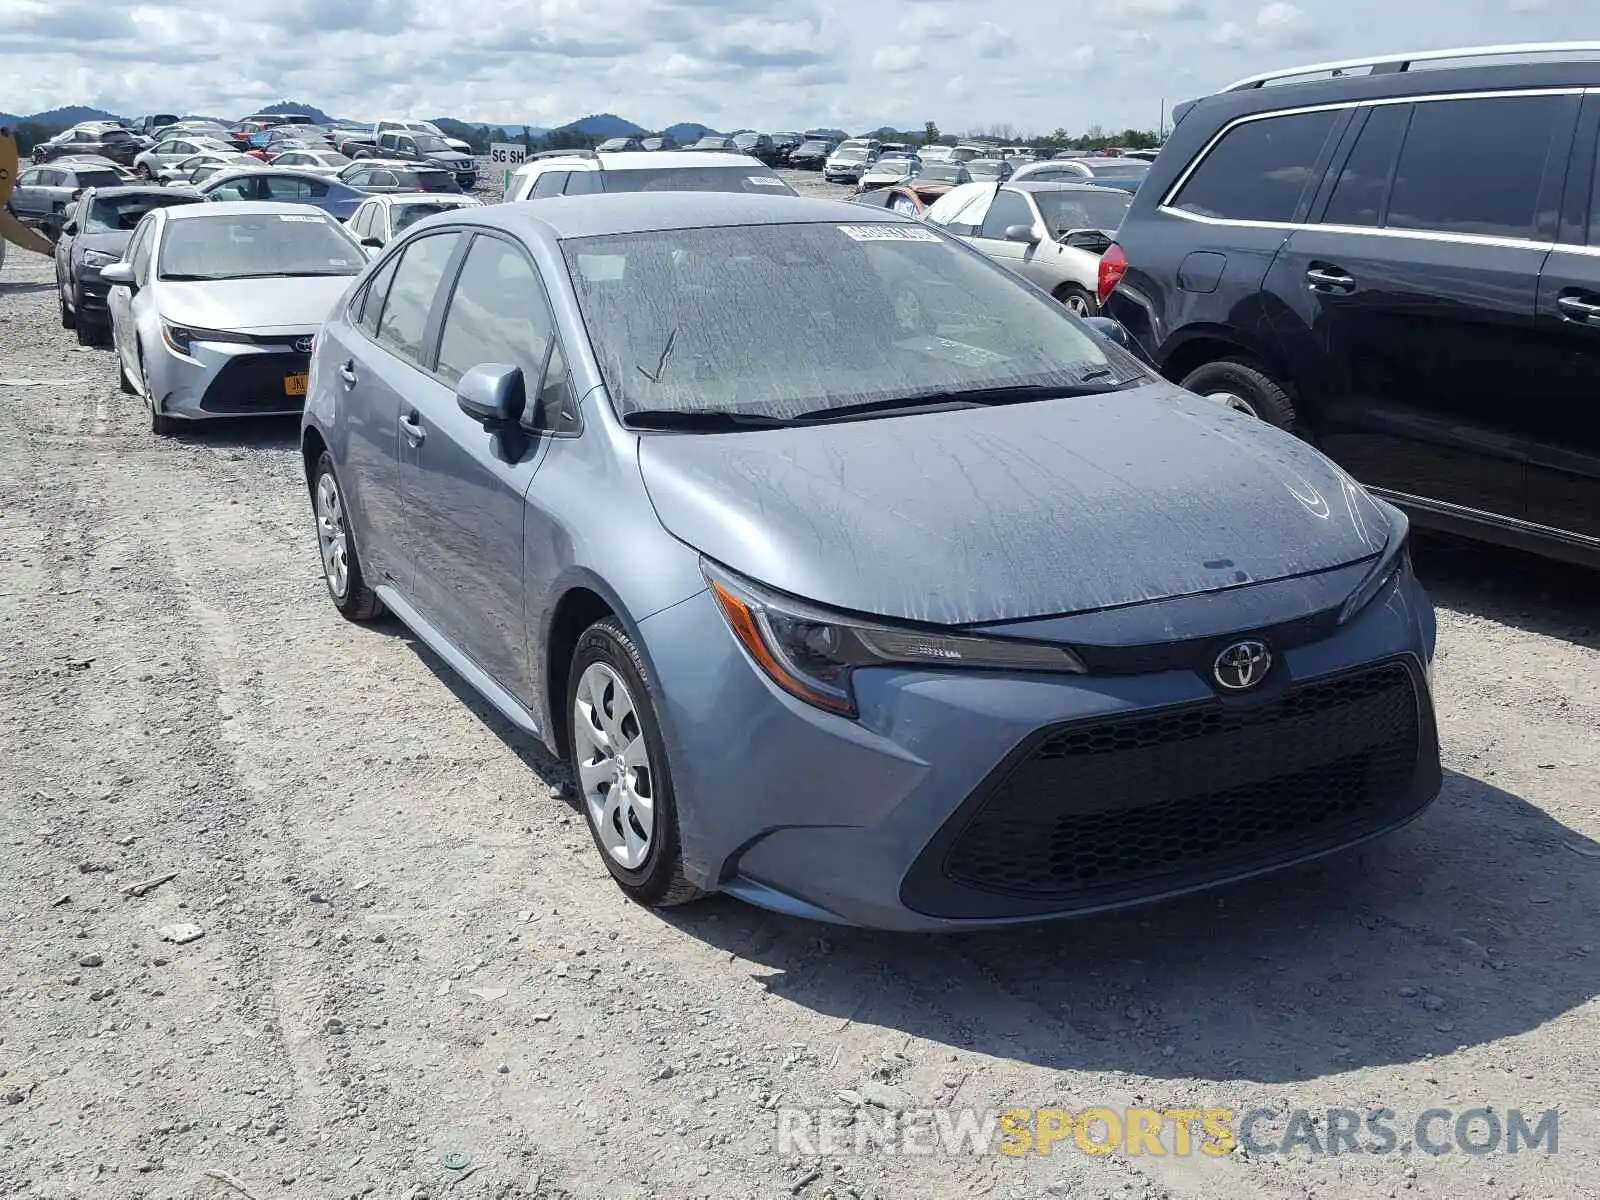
[153,274,357,333]
[637,385,1392,624]
[76,231,133,257]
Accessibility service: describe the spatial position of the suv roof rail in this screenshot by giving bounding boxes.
[527,148,598,161]
[1219,41,1600,92]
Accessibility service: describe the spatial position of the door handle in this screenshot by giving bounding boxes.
[400,412,426,443]
[337,361,358,386]
[1306,266,1356,293]
[1557,294,1600,323]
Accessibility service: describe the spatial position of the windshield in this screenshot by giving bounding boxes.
[914,163,968,184]
[832,148,867,161]
[966,161,1006,178]
[86,193,199,233]
[597,167,796,195]
[797,141,830,153]
[1030,189,1132,234]
[412,135,454,153]
[563,222,1129,421]
[157,212,365,280]
[393,202,464,232]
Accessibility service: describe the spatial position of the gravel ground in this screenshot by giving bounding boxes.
[3,185,1600,1200]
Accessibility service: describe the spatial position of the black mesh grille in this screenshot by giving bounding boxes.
[199,353,309,413]
[937,661,1424,903]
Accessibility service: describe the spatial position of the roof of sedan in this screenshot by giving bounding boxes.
[488,192,916,239]
[1007,179,1130,194]
[82,186,201,200]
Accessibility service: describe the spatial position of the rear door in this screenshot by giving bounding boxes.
[1525,91,1600,545]
[1267,91,1575,522]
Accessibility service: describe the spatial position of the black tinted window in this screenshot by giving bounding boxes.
[1322,104,1409,228]
[1172,109,1339,222]
[375,233,460,363]
[1385,95,1560,240]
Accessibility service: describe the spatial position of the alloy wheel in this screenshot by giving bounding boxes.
[1064,293,1093,317]
[572,662,655,870]
[315,473,350,599]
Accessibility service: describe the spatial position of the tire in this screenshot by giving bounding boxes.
[60,291,74,329]
[1178,357,1298,430]
[139,163,155,181]
[117,348,136,394]
[311,452,383,621]
[567,618,703,909]
[139,344,181,435]
[1054,284,1098,318]
[75,322,94,346]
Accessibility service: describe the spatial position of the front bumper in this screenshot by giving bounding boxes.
[72,271,112,318]
[638,568,1440,930]
[146,334,313,421]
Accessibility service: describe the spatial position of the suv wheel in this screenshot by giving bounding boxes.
[1178,358,1298,430]
[568,619,703,909]
[59,291,74,330]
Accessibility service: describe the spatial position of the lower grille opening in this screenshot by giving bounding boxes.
[199,353,309,414]
[906,659,1432,917]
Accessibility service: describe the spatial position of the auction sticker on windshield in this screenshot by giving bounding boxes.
[839,225,940,242]
[747,176,787,186]
[278,214,325,222]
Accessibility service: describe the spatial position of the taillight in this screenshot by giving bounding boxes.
[1098,242,1128,305]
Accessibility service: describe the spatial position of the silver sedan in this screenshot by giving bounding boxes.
[101,201,368,435]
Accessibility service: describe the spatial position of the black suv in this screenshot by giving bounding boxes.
[1102,44,1600,569]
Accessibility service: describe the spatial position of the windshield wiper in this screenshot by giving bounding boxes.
[789,380,1136,424]
[622,408,801,431]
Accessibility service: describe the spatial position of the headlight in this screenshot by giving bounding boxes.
[1337,504,1412,624]
[80,250,119,268]
[161,319,255,356]
[703,560,1085,717]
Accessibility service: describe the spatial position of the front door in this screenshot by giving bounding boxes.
[399,232,562,707]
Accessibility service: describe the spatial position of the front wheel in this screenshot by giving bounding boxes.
[59,290,74,329]
[312,452,383,620]
[1178,358,1298,430]
[568,619,703,908]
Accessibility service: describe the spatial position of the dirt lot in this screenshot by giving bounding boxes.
[3,187,1599,1200]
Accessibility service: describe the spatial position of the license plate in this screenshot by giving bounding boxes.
[284,373,309,397]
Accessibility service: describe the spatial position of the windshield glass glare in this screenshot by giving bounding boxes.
[86,193,199,233]
[563,222,1124,421]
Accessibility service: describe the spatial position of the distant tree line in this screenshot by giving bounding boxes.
[5,115,1163,159]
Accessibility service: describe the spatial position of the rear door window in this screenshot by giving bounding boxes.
[1170,108,1341,223]
[374,232,461,365]
[531,171,569,198]
[1322,104,1410,228]
[1383,94,1563,241]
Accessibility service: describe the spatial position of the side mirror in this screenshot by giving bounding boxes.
[101,262,136,288]
[60,221,78,236]
[1003,223,1039,244]
[360,236,383,249]
[456,364,525,426]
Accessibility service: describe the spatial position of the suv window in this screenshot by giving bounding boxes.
[531,171,569,198]
[435,236,554,399]
[374,232,460,363]
[1322,103,1409,228]
[1383,95,1561,241]
[978,190,1033,239]
[1171,109,1340,223]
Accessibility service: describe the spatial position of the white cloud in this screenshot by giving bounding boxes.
[0,0,1594,136]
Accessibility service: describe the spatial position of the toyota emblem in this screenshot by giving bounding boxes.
[1213,640,1272,691]
[294,336,314,354]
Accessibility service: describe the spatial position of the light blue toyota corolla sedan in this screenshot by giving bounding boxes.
[300,192,1441,931]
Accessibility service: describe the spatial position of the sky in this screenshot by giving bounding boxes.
[0,0,1593,134]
